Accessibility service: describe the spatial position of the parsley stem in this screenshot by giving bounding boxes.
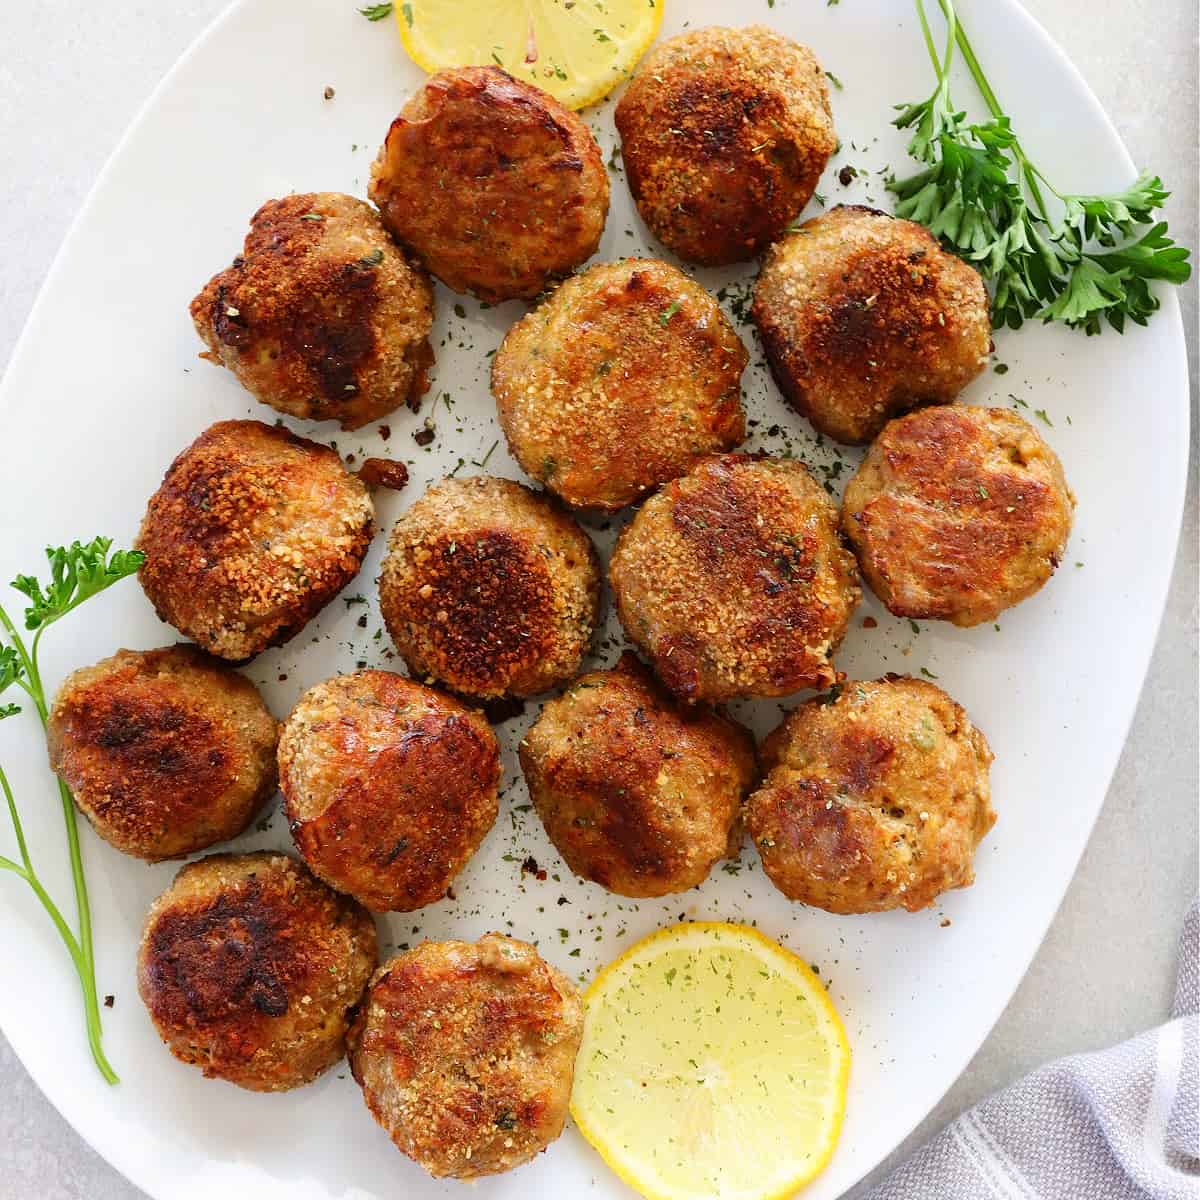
[0,602,118,1084]
[0,766,93,992]
[0,606,37,701]
[933,0,1051,219]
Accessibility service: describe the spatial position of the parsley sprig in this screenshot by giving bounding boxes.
[0,537,144,1084]
[890,0,1191,333]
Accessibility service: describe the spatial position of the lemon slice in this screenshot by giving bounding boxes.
[393,0,662,110]
[570,922,851,1200]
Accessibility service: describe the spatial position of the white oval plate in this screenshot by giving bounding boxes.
[0,1,1188,1197]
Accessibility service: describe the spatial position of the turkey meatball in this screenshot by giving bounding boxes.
[842,405,1075,626]
[752,205,991,444]
[47,645,277,861]
[609,454,860,702]
[369,67,608,302]
[278,671,500,912]
[746,677,995,914]
[137,852,376,1091]
[190,193,434,429]
[492,259,748,510]
[379,476,600,700]
[520,652,756,897]
[136,420,374,661]
[349,933,583,1178]
[615,26,836,265]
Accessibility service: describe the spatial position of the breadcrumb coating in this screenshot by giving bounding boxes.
[349,933,582,1178]
[747,676,995,914]
[136,420,374,661]
[610,454,860,702]
[379,476,600,700]
[191,193,434,429]
[843,405,1075,626]
[138,852,376,1091]
[48,645,277,861]
[370,67,608,302]
[753,205,991,444]
[492,259,747,511]
[615,25,836,265]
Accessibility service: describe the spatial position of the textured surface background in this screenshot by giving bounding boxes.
[0,2,1195,1197]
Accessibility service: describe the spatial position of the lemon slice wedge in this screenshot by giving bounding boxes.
[393,0,662,110]
[570,922,851,1200]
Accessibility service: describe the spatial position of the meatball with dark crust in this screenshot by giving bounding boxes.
[746,677,995,914]
[520,652,756,897]
[379,476,600,700]
[138,852,377,1091]
[369,67,609,302]
[349,933,583,1178]
[47,645,277,861]
[753,206,991,444]
[492,259,748,511]
[191,193,434,429]
[278,671,500,912]
[615,26,836,266]
[136,420,374,661]
[609,455,860,703]
[843,406,1075,626]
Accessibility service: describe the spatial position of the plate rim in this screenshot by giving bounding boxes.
[0,0,1189,1196]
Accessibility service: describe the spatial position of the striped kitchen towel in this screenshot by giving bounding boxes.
[868,902,1198,1199]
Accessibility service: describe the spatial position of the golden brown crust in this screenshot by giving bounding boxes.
[46,645,277,861]
[348,934,582,1178]
[519,652,756,897]
[492,259,748,511]
[137,852,377,1091]
[135,420,374,661]
[615,26,835,266]
[190,193,435,430]
[278,671,500,912]
[752,206,992,444]
[379,476,600,699]
[746,676,995,914]
[609,454,860,702]
[842,405,1075,626]
[369,67,609,302]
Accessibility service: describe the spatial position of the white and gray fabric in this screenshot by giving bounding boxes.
[869,903,1199,1199]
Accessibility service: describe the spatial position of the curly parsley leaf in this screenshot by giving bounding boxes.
[11,538,145,632]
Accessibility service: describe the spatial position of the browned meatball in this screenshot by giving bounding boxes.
[615,26,836,266]
[46,645,277,861]
[520,652,756,897]
[609,455,860,702]
[190,193,434,429]
[746,677,995,914]
[349,933,582,1178]
[369,67,609,302]
[136,420,374,661]
[379,476,600,700]
[278,671,500,912]
[492,259,748,510]
[752,206,992,444]
[138,852,376,1091]
[843,406,1076,626]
